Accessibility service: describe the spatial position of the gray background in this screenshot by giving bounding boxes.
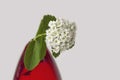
[0,0,120,80]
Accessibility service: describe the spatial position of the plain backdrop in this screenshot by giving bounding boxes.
[0,0,120,80]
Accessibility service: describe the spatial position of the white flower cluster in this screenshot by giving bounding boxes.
[46,18,76,53]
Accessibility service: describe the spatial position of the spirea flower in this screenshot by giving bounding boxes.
[46,18,76,54]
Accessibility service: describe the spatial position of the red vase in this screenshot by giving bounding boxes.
[13,45,62,80]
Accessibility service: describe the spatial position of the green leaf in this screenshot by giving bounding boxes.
[24,40,39,70]
[36,35,46,61]
[36,14,56,60]
[24,36,47,71]
[24,15,56,71]
[52,51,60,58]
[36,15,56,36]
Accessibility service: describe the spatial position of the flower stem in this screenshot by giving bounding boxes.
[34,33,46,40]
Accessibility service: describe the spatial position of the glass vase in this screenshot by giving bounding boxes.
[13,44,62,80]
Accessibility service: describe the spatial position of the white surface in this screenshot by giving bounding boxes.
[0,0,120,80]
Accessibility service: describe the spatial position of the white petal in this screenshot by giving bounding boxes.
[48,21,56,27]
[54,38,61,45]
[56,18,63,27]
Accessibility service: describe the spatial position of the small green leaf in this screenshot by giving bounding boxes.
[36,35,46,61]
[52,51,60,58]
[24,37,47,71]
[24,40,39,70]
